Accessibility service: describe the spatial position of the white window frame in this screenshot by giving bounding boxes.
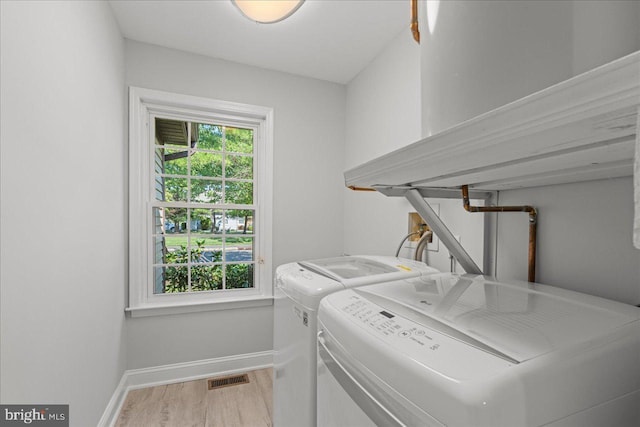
[127,87,273,317]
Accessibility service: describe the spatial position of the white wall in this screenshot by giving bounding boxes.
[344,29,485,272]
[420,0,640,136]
[420,0,574,136]
[419,0,640,304]
[344,30,422,259]
[572,0,640,75]
[497,178,640,304]
[0,2,127,426]
[124,41,346,368]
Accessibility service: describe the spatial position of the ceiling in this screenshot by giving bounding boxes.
[108,0,411,84]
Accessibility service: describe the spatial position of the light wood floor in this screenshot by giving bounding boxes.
[115,368,273,427]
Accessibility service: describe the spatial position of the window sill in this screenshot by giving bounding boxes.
[125,296,273,318]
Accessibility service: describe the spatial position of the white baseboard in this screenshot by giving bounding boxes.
[98,372,130,427]
[98,350,273,427]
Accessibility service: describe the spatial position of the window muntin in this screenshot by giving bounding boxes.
[152,119,257,295]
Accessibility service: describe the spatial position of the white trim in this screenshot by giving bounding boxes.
[98,351,274,427]
[128,86,274,310]
[126,295,273,318]
[97,373,130,427]
[125,350,273,390]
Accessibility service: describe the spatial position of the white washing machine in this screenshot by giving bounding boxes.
[317,273,640,427]
[273,256,439,427]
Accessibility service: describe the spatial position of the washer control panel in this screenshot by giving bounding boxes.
[327,291,513,379]
[341,298,442,350]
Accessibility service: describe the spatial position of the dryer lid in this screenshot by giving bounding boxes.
[355,273,640,362]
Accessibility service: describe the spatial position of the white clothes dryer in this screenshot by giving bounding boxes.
[273,256,439,427]
[317,273,640,427]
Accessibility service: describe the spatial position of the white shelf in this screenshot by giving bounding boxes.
[345,51,640,192]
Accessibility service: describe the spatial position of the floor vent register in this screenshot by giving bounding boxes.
[207,373,250,390]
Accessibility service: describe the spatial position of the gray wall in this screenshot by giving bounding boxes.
[343,29,486,272]
[497,178,640,304]
[421,0,640,136]
[343,30,424,259]
[124,41,346,369]
[0,2,127,426]
[420,0,573,136]
[419,0,640,304]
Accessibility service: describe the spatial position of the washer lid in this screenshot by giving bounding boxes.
[276,256,439,310]
[299,256,434,287]
[354,273,640,362]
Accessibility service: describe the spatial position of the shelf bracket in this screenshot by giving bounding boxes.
[405,189,483,275]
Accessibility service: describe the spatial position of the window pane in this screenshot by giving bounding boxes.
[190,208,215,233]
[239,212,254,233]
[225,236,254,262]
[164,241,189,264]
[194,246,223,264]
[162,149,188,176]
[225,127,253,154]
[163,207,186,234]
[154,175,165,202]
[153,208,187,263]
[225,181,253,204]
[214,212,228,235]
[225,211,251,233]
[189,235,226,264]
[191,179,222,203]
[190,152,223,178]
[154,148,176,175]
[152,207,164,235]
[153,266,166,294]
[191,265,223,291]
[155,118,193,149]
[156,265,189,293]
[197,124,223,151]
[153,236,166,264]
[225,264,254,289]
[188,237,208,263]
[226,154,253,179]
[226,210,254,233]
[210,211,225,234]
[164,178,188,202]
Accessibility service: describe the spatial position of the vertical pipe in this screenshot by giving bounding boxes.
[461,185,537,282]
[483,192,498,278]
[411,0,420,43]
[528,215,537,283]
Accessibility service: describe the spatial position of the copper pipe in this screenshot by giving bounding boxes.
[347,186,377,192]
[461,185,537,282]
[411,0,420,44]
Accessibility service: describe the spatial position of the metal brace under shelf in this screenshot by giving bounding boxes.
[372,185,489,275]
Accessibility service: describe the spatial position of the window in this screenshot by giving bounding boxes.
[128,87,273,316]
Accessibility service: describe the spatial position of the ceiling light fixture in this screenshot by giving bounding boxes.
[231,0,305,24]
